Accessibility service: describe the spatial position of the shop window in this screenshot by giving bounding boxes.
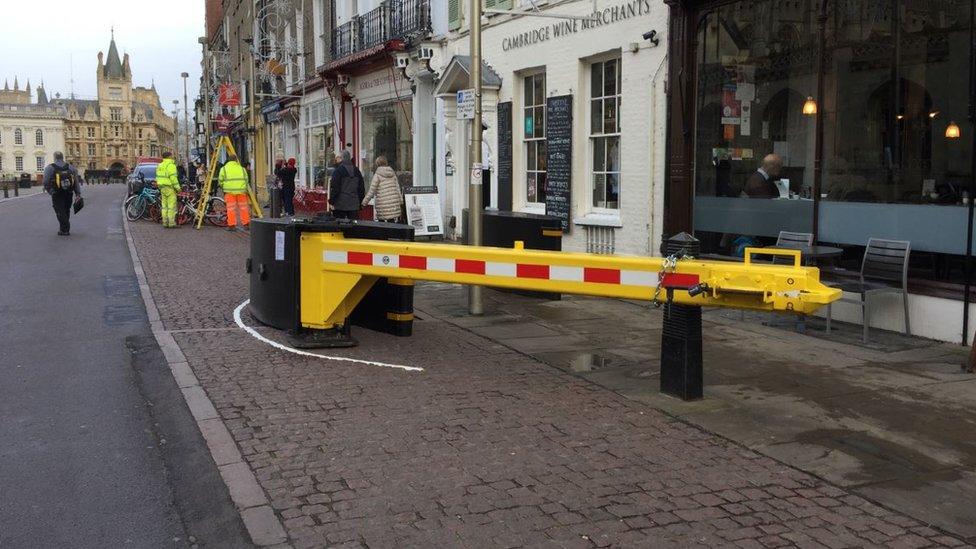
[14,128,22,145]
[15,156,23,172]
[35,129,43,146]
[523,72,547,205]
[689,0,974,287]
[361,100,413,186]
[590,58,621,209]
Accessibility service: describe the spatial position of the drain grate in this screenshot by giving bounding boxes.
[103,275,139,298]
[103,304,143,326]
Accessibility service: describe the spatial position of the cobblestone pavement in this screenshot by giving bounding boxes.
[129,220,971,548]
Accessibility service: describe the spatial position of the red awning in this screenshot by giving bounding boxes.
[322,40,405,74]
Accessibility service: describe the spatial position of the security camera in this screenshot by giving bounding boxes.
[642,30,660,46]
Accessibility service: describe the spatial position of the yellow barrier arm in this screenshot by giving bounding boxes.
[297,233,841,330]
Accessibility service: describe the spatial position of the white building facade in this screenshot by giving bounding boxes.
[0,91,66,180]
[434,0,669,255]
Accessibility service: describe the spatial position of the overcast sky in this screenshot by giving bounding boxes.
[0,0,204,118]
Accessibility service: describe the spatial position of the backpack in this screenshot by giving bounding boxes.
[53,164,74,192]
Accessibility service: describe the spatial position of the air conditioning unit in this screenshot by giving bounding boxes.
[336,73,350,86]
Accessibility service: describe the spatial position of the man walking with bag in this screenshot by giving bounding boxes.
[42,151,83,236]
[219,153,251,231]
[156,152,181,228]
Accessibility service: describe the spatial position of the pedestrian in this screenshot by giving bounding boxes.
[275,157,298,216]
[361,156,402,223]
[42,151,83,236]
[219,153,251,231]
[329,150,364,220]
[156,152,181,228]
[187,160,198,188]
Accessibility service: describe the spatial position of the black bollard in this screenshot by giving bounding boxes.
[3,181,8,199]
[660,232,704,401]
[270,187,282,218]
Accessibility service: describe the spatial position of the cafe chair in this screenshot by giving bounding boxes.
[776,231,814,249]
[825,238,911,343]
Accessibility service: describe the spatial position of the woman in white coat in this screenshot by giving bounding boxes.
[362,156,403,222]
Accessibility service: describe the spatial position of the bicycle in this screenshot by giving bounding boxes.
[124,184,161,222]
[186,189,228,227]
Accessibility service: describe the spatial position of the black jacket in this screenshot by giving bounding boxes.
[42,161,83,196]
[275,165,298,188]
[329,161,365,210]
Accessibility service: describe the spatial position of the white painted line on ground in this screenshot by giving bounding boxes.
[233,299,423,373]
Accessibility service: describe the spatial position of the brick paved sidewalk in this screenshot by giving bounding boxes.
[129,220,969,549]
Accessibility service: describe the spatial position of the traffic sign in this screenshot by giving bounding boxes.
[457,89,475,120]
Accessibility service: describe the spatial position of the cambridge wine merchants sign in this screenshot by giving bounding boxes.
[501,0,653,52]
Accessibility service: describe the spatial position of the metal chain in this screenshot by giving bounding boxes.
[652,253,692,308]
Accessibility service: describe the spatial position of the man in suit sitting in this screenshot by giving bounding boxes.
[741,153,784,198]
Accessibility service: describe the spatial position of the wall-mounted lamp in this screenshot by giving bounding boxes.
[802,96,818,116]
[946,121,962,139]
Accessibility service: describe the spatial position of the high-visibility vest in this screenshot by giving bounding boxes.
[219,161,249,194]
[156,159,180,189]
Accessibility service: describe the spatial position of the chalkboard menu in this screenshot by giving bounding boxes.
[496,102,513,211]
[545,95,573,232]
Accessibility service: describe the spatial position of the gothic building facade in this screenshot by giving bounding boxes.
[61,35,176,172]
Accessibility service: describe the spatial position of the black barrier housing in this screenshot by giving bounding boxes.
[461,209,563,299]
[248,216,415,346]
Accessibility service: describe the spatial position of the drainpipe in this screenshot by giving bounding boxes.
[963,0,975,346]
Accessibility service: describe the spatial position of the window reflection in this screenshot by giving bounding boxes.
[692,0,975,286]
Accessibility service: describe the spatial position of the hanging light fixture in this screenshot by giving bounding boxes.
[802,96,818,116]
[946,121,962,139]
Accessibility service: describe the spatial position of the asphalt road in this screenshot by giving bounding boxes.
[0,185,250,548]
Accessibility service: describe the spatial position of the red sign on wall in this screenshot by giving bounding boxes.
[218,84,241,106]
[214,114,232,133]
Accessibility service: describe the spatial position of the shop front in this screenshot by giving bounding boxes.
[300,89,334,188]
[438,0,670,255]
[349,69,414,188]
[665,0,976,342]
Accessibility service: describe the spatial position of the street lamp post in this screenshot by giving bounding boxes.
[468,0,484,315]
[182,72,190,168]
[172,99,180,161]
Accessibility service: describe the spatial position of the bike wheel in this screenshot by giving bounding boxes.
[205,197,228,227]
[148,201,162,223]
[125,196,146,221]
[176,202,193,226]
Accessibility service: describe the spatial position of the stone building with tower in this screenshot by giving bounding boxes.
[59,34,176,172]
[0,77,66,180]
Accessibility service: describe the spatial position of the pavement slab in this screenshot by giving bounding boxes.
[126,219,974,548]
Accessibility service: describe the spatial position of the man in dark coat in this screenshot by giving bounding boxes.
[740,153,784,198]
[42,152,83,236]
[329,150,365,220]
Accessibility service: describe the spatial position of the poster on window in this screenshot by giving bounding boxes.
[403,186,444,237]
[721,84,741,126]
